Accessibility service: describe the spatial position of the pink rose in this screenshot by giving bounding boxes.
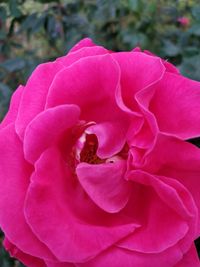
[0,38,200,267]
[177,17,190,27]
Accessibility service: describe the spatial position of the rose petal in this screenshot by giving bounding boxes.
[16,61,64,139]
[0,124,56,261]
[46,54,125,124]
[24,147,138,262]
[45,261,75,267]
[57,46,109,68]
[132,46,141,52]
[14,44,108,140]
[86,122,127,158]
[46,54,130,158]
[129,170,197,220]
[128,120,155,149]
[76,160,132,213]
[4,238,47,267]
[149,72,200,139]
[112,52,165,114]
[24,104,80,164]
[163,60,180,74]
[174,244,200,267]
[76,246,183,267]
[132,47,180,74]
[69,38,96,53]
[143,134,200,237]
[118,170,196,253]
[0,85,23,129]
[142,48,179,73]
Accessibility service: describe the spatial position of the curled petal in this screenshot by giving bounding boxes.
[76,246,183,267]
[16,61,64,139]
[132,47,180,74]
[46,54,124,124]
[149,72,200,139]
[24,147,138,262]
[24,104,80,164]
[0,124,56,261]
[76,160,132,213]
[119,170,197,253]
[143,134,200,236]
[113,52,165,114]
[86,122,127,158]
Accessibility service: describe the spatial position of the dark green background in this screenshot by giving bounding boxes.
[0,0,200,266]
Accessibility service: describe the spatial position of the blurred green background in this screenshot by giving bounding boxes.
[0,0,200,266]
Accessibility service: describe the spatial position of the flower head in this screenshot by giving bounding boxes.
[0,38,200,267]
[177,16,190,27]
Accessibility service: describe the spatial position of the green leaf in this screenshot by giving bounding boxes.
[0,30,7,40]
[179,55,200,81]
[9,0,22,18]
[47,15,57,36]
[0,6,7,22]
[0,83,12,121]
[162,40,180,57]
[128,0,140,12]
[189,24,200,36]
[19,13,38,32]
[0,58,26,72]
[0,82,11,99]
[192,5,200,21]
[30,14,46,34]
[34,0,57,2]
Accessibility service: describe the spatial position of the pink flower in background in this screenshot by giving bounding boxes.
[177,17,190,27]
[0,38,200,267]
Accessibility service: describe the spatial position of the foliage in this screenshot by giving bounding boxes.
[0,0,200,265]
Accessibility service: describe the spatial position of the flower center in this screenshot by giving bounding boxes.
[74,132,129,165]
[80,134,105,164]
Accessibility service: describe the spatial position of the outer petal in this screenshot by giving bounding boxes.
[0,124,56,261]
[46,55,130,148]
[45,262,75,267]
[112,52,165,114]
[4,238,47,267]
[24,147,138,262]
[46,54,124,122]
[0,85,23,129]
[149,72,200,139]
[16,41,109,140]
[16,61,64,139]
[118,170,196,253]
[24,104,80,164]
[163,60,180,74]
[143,134,200,236]
[57,46,108,68]
[69,38,96,53]
[76,160,132,213]
[76,246,183,267]
[132,47,180,74]
[174,244,200,267]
